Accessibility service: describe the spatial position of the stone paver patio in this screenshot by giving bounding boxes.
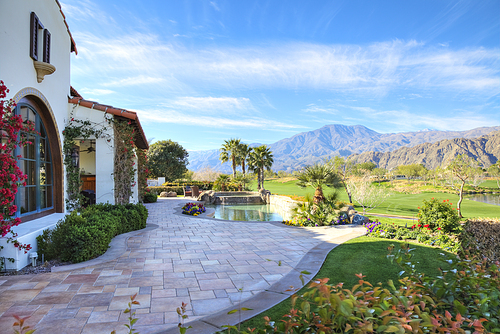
[0,198,366,334]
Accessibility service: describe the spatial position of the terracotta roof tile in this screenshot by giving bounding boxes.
[55,0,77,54]
[68,96,149,150]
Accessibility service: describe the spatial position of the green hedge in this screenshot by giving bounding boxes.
[37,203,148,263]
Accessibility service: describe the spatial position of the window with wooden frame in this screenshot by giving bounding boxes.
[30,12,51,63]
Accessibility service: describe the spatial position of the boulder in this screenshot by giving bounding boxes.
[259,188,271,204]
[197,190,215,203]
[352,214,369,225]
[159,191,177,197]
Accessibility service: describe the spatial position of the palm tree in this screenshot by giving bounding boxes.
[296,163,341,204]
[248,145,274,190]
[238,143,252,176]
[219,138,241,178]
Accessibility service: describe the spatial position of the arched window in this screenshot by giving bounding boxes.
[15,103,53,217]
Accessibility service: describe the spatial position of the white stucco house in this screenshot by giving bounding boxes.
[0,0,149,270]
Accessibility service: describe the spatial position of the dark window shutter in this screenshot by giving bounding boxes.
[30,12,39,60]
[43,29,51,63]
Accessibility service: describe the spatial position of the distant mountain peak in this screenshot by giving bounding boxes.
[187,125,500,172]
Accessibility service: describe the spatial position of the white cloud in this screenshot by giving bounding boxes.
[303,104,338,115]
[133,108,302,130]
[70,33,500,97]
[79,88,114,95]
[166,96,253,113]
[210,2,220,11]
[101,75,165,87]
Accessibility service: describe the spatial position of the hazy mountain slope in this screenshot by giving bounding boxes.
[187,125,500,172]
[349,132,500,170]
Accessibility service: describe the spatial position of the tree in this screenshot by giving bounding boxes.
[447,154,479,218]
[219,138,241,178]
[347,176,391,214]
[397,164,428,182]
[192,166,220,182]
[330,156,355,203]
[232,172,252,191]
[248,145,274,190]
[296,163,341,204]
[354,162,377,176]
[372,167,387,185]
[238,143,252,176]
[147,140,189,181]
[488,162,500,189]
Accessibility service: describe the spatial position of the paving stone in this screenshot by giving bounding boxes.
[67,292,113,308]
[0,198,366,334]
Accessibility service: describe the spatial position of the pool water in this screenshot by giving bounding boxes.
[205,204,284,221]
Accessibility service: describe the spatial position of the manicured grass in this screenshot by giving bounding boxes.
[256,180,500,219]
[239,236,452,330]
[480,179,500,189]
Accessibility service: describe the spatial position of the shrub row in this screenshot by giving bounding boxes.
[461,217,500,263]
[235,244,499,333]
[37,203,148,263]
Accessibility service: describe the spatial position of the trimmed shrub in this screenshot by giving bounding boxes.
[143,191,157,203]
[417,197,461,233]
[36,203,148,263]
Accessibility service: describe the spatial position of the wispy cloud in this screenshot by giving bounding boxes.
[101,75,165,87]
[167,96,253,113]
[133,108,302,130]
[210,1,220,11]
[79,88,114,95]
[70,32,500,97]
[303,104,338,115]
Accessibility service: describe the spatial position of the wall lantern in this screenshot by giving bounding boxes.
[71,146,79,167]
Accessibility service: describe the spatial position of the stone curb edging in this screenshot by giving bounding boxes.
[160,226,366,334]
[50,223,160,273]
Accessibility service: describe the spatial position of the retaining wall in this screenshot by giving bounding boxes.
[268,195,300,221]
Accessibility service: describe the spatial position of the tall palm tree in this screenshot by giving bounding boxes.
[219,138,241,178]
[248,145,274,190]
[296,163,341,204]
[238,143,252,176]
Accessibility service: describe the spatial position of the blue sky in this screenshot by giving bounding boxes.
[61,0,500,151]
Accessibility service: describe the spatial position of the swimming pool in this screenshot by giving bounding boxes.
[205,204,284,222]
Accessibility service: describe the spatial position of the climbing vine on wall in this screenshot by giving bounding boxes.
[0,80,37,264]
[113,120,137,205]
[136,147,148,202]
[62,118,109,211]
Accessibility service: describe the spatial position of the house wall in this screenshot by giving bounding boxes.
[0,0,71,130]
[70,105,116,204]
[0,1,72,271]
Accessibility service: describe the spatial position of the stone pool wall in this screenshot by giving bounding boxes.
[268,195,300,221]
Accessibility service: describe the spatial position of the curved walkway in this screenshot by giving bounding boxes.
[0,198,366,334]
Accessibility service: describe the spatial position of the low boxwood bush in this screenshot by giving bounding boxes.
[36,203,148,263]
[143,191,158,203]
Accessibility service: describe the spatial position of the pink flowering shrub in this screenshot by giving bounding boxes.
[0,80,37,254]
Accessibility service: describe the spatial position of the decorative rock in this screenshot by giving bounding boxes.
[197,190,215,203]
[339,205,358,224]
[159,191,177,197]
[258,188,271,204]
[352,214,369,225]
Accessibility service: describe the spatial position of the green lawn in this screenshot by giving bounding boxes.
[480,179,500,189]
[255,179,500,219]
[239,236,452,330]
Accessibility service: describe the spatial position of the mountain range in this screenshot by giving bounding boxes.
[187,125,500,172]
